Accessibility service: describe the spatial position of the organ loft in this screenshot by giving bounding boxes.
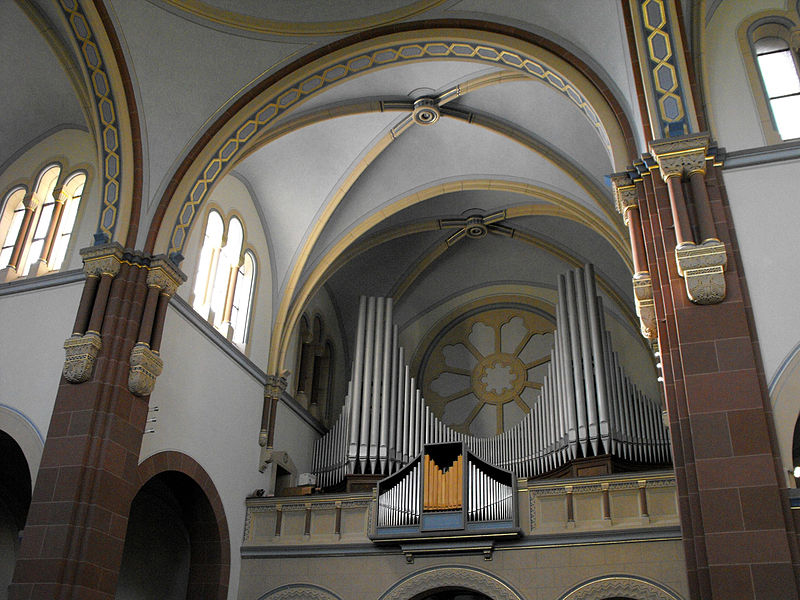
[2,1,800,600]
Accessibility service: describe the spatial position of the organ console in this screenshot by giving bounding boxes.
[312,264,669,490]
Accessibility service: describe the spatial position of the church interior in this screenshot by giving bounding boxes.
[1,1,800,599]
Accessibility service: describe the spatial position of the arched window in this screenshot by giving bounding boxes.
[0,188,27,269]
[748,19,800,141]
[192,211,257,345]
[231,250,256,346]
[192,210,223,319]
[49,172,87,270]
[0,164,86,281]
[22,164,61,276]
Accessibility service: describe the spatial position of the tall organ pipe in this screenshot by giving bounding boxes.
[314,279,667,487]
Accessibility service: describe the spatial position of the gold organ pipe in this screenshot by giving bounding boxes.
[423,454,464,511]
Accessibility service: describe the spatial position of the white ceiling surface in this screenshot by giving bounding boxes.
[324,230,566,350]
[309,114,609,270]
[282,61,508,120]
[174,0,423,22]
[107,0,308,218]
[0,2,87,171]
[451,80,614,182]
[446,0,646,151]
[231,111,399,291]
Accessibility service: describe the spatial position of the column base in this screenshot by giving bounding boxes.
[0,265,19,283]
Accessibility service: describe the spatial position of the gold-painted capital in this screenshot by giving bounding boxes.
[51,186,68,205]
[650,133,710,182]
[147,256,186,296]
[80,242,124,278]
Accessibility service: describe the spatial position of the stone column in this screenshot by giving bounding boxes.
[9,244,185,600]
[611,172,656,339]
[29,185,68,277]
[0,192,38,282]
[128,257,183,397]
[259,373,288,472]
[632,142,800,599]
[650,134,727,305]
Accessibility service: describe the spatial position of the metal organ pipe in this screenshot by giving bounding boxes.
[313,278,669,487]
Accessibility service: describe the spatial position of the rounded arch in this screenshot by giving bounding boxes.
[132,451,230,599]
[769,341,800,485]
[0,404,44,484]
[257,583,343,600]
[378,566,524,600]
[0,419,36,598]
[557,574,685,600]
[145,19,637,255]
[273,178,632,373]
[57,0,142,246]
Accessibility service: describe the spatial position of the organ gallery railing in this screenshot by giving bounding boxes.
[312,265,669,488]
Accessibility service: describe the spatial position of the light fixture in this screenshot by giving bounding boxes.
[793,466,800,479]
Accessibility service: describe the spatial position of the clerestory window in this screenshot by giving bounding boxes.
[192,210,256,346]
[754,35,800,139]
[0,164,86,280]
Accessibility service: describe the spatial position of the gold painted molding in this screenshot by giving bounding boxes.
[163,0,447,37]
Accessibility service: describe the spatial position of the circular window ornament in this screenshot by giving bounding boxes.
[420,305,555,436]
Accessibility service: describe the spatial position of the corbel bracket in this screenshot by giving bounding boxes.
[675,240,727,304]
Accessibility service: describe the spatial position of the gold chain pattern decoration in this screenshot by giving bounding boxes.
[59,0,121,241]
[168,39,612,255]
[638,0,690,137]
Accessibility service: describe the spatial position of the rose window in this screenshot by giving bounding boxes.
[421,307,555,437]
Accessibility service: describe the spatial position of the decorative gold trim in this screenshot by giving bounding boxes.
[80,242,124,277]
[163,0,446,37]
[649,133,709,180]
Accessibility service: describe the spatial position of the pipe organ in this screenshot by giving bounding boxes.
[313,265,669,489]
[373,442,517,539]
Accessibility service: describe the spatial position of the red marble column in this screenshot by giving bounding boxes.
[636,153,800,599]
[9,245,184,600]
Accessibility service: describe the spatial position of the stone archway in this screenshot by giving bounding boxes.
[124,451,230,599]
[558,575,685,600]
[257,583,342,600]
[379,566,524,600]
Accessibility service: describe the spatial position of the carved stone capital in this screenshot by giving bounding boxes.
[80,242,124,278]
[128,342,164,397]
[650,133,709,180]
[22,191,38,211]
[610,173,639,223]
[632,273,657,339]
[146,256,186,297]
[264,372,289,401]
[63,332,102,383]
[675,240,727,304]
[51,186,68,205]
